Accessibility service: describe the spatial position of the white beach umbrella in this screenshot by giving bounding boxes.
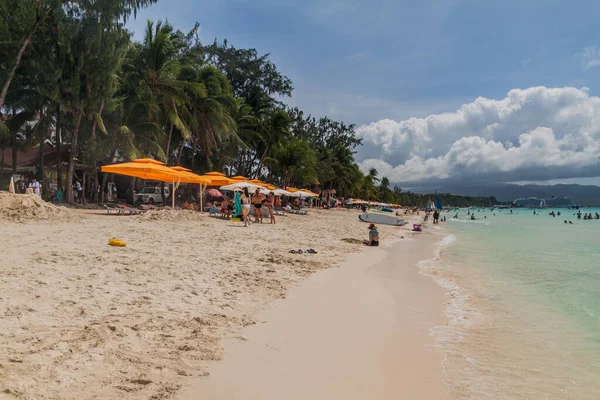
[220,181,262,191]
[273,188,293,196]
[294,190,315,198]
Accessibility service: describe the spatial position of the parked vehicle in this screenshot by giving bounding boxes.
[134,186,170,204]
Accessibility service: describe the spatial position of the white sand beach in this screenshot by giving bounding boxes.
[0,193,446,399]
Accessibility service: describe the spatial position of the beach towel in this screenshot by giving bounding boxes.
[234,191,242,216]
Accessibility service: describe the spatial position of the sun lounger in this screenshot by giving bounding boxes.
[274,207,286,216]
[102,203,143,215]
[208,207,223,217]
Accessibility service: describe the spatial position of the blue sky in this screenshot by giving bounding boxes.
[129,0,600,186]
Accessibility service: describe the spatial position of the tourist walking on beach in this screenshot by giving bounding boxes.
[364,223,380,246]
[266,192,276,224]
[433,210,439,224]
[251,188,264,223]
[240,187,252,227]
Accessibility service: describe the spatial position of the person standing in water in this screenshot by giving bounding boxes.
[240,187,252,227]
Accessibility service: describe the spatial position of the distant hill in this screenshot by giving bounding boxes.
[409,183,600,205]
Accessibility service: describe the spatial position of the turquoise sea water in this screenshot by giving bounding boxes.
[423,208,600,399]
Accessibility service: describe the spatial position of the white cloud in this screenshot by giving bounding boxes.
[581,46,600,70]
[355,86,600,184]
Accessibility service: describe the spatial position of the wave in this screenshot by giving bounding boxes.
[417,233,486,397]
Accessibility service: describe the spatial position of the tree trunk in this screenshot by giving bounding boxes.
[0,15,43,110]
[11,143,17,174]
[1,144,5,188]
[66,112,83,204]
[176,139,185,165]
[38,130,45,193]
[82,169,87,205]
[165,123,173,164]
[89,100,104,203]
[56,107,62,190]
[100,172,108,203]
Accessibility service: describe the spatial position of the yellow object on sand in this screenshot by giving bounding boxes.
[108,238,127,247]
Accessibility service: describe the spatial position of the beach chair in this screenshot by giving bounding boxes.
[102,203,122,214]
[208,206,223,217]
[102,203,142,215]
[274,206,286,216]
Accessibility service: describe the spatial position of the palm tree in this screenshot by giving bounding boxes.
[267,139,317,188]
[256,109,290,176]
[122,20,190,163]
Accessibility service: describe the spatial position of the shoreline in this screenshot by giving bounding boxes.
[176,233,448,399]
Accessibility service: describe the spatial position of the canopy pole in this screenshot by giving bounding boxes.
[172,177,175,209]
[200,184,205,213]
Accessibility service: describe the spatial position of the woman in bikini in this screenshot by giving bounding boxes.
[251,188,265,223]
[240,187,252,227]
[266,192,276,224]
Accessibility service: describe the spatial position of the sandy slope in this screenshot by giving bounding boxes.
[0,204,416,399]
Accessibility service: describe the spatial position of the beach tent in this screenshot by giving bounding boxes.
[101,158,186,208]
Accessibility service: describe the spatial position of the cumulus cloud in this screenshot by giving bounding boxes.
[355,87,600,185]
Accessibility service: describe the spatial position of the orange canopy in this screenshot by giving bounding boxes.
[199,175,234,186]
[230,175,249,180]
[101,158,184,182]
[285,187,299,192]
[204,171,226,177]
[171,166,211,185]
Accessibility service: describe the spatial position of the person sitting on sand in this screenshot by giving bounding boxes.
[363,223,380,246]
[221,196,232,218]
[251,188,265,223]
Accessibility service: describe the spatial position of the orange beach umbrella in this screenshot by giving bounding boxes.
[171,166,211,185]
[101,158,187,208]
[101,158,183,182]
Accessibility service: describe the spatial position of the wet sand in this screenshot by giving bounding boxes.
[177,234,447,400]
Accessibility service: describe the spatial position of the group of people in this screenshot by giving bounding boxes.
[239,188,277,227]
[580,212,600,220]
[16,176,42,196]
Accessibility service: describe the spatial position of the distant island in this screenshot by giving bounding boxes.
[410,183,600,206]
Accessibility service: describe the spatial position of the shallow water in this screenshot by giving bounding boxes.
[423,208,600,400]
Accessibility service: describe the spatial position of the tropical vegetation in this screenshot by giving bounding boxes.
[0,0,499,208]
